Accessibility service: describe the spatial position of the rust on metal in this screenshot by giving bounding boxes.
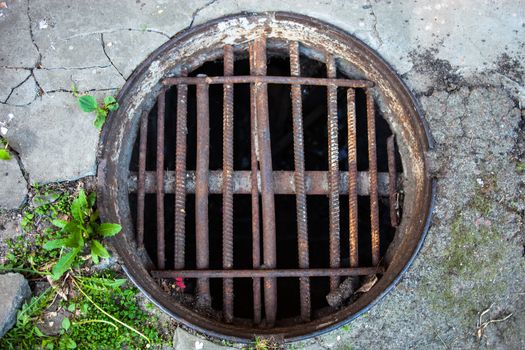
[387,135,399,227]
[99,12,434,343]
[163,75,373,88]
[326,53,340,292]
[347,89,359,268]
[290,41,311,322]
[156,89,166,269]
[249,43,262,325]
[252,36,278,326]
[222,45,235,323]
[174,68,188,270]
[136,111,148,249]
[366,90,380,266]
[151,266,385,279]
[128,170,393,195]
[195,80,211,308]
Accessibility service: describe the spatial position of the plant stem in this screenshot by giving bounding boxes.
[0,266,47,276]
[73,319,118,330]
[71,277,151,343]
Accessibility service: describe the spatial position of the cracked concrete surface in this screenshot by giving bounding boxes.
[0,0,524,349]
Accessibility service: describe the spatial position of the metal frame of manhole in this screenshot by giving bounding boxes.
[97,12,435,342]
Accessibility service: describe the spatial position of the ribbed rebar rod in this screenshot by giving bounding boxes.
[156,89,166,269]
[163,75,374,88]
[136,111,148,249]
[249,43,262,325]
[222,45,235,323]
[366,90,380,266]
[252,36,277,326]
[129,170,393,195]
[196,80,211,307]
[347,89,359,267]
[174,68,188,270]
[290,41,310,322]
[387,135,398,227]
[326,53,340,291]
[151,266,385,279]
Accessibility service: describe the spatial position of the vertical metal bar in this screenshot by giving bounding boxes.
[290,41,310,322]
[222,45,235,323]
[137,111,148,249]
[196,80,211,307]
[326,54,340,291]
[252,36,277,326]
[366,90,380,266]
[249,43,262,325]
[347,89,358,267]
[156,89,166,269]
[387,135,398,227]
[175,68,188,270]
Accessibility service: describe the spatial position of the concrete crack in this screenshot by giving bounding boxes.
[137,28,170,39]
[26,0,42,67]
[100,33,125,80]
[367,0,383,48]
[188,0,219,29]
[2,72,32,104]
[44,87,118,94]
[8,144,31,191]
[41,65,113,71]
[1,65,114,71]
[66,28,170,40]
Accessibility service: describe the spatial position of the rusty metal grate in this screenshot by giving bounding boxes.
[98,12,434,342]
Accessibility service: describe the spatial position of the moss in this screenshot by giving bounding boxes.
[516,162,525,174]
[423,212,507,326]
[444,215,502,274]
[469,174,497,215]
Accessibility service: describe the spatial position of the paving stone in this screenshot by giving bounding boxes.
[0,273,31,337]
[0,92,100,184]
[4,74,37,106]
[0,156,28,209]
[27,0,205,41]
[0,68,32,103]
[172,327,238,350]
[34,66,124,92]
[0,215,22,242]
[0,0,39,67]
[103,30,168,79]
[39,33,108,69]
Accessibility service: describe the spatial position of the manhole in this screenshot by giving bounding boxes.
[97,12,434,342]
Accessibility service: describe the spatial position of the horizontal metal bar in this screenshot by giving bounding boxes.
[162,75,373,88]
[128,170,393,195]
[151,267,384,278]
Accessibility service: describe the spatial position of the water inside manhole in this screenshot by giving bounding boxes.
[97,12,434,342]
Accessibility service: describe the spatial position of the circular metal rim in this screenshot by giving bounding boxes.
[97,12,435,343]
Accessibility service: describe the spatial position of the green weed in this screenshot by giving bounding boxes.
[43,189,122,280]
[0,287,55,350]
[74,86,119,130]
[0,274,166,350]
[0,137,10,160]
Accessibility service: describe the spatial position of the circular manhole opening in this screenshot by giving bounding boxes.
[97,12,434,342]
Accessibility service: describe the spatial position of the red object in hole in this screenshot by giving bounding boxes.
[175,277,186,289]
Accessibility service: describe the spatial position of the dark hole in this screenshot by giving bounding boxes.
[128,52,402,322]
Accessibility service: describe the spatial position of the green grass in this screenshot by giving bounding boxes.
[0,274,167,350]
[0,288,55,350]
[0,182,165,349]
